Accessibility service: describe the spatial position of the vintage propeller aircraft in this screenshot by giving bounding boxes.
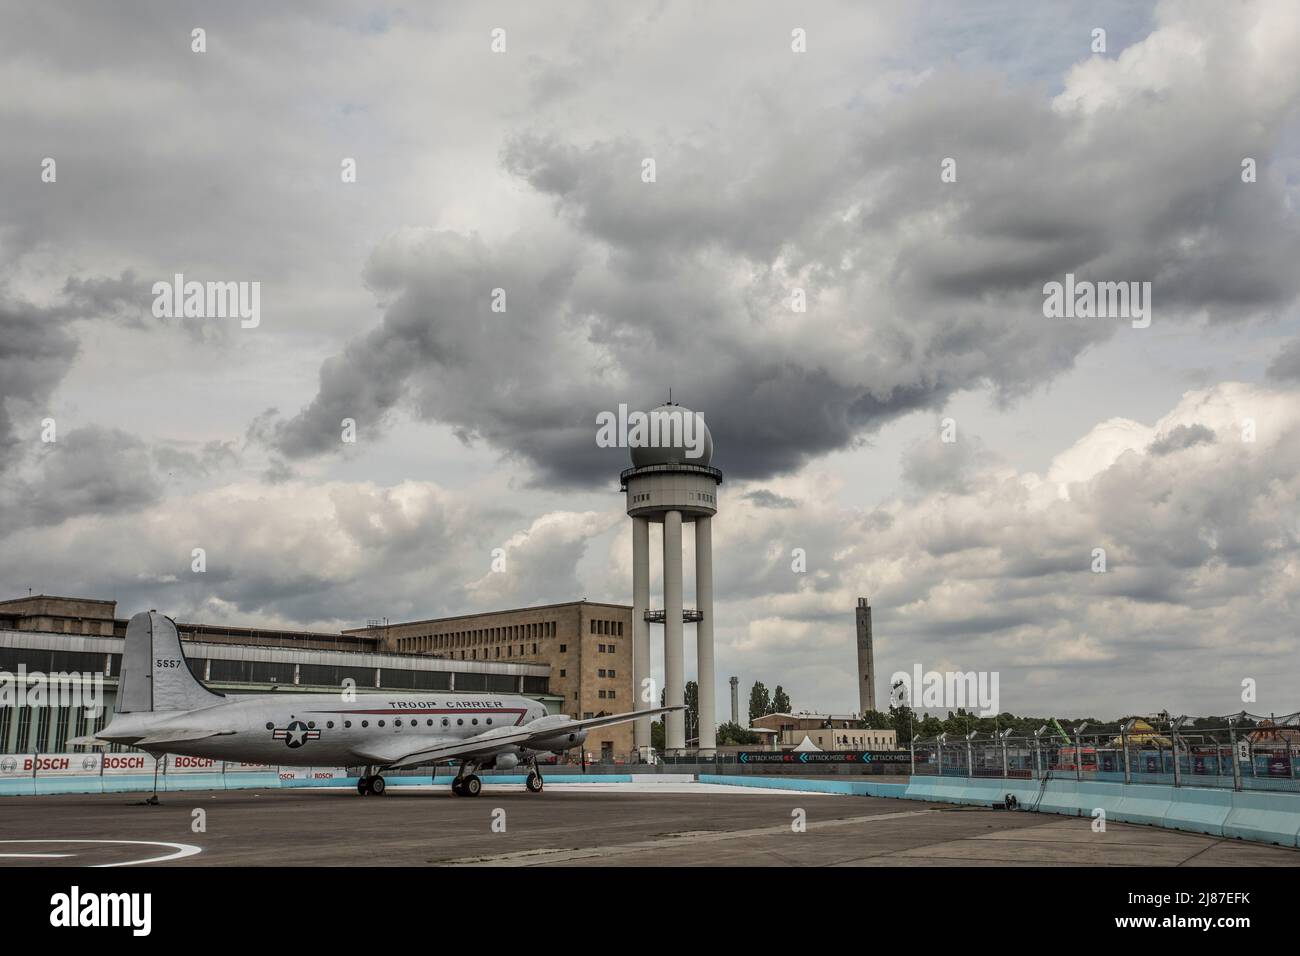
[74,611,678,797]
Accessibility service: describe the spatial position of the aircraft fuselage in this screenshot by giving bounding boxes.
[105,692,549,767]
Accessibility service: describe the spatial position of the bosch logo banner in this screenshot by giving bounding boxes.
[167,755,220,773]
[101,754,156,775]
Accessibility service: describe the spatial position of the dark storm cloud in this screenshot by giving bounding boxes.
[1146,423,1216,456]
[268,11,1300,486]
[0,293,80,470]
[0,274,204,475]
[1266,337,1300,382]
[20,426,163,526]
[742,489,798,509]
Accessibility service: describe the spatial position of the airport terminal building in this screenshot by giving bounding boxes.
[0,594,634,760]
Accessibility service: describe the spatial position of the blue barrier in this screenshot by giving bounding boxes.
[698,774,908,799]
[1222,791,1300,847]
[702,774,1300,848]
[1162,786,1233,836]
[0,771,638,796]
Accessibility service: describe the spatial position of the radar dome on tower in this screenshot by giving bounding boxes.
[628,403,714,468]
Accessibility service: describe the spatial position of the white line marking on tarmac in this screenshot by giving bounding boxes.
[0,840,203,867]
[0,853,73,858]
[442,808,940,866]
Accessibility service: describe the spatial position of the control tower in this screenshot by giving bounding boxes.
[621,404,722,756]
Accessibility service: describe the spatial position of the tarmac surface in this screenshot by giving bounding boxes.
[2,782,1297,867]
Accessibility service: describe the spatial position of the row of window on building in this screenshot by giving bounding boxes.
[0,647,544,695]
[0,705,103,753]
[396,620,557,655]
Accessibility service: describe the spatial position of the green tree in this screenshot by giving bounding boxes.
[889,703,917,745]
[771,685,791,714]
[748,681,771,723]
[716,721,760,746]
[861,709,892,729]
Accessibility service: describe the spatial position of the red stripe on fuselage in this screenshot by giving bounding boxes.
[307,707,531,725]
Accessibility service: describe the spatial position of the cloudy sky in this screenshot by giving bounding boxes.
[2,0,1298,720]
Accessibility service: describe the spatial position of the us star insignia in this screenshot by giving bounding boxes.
[272,720,321,748]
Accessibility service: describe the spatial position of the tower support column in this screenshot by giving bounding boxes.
[631,516,651,750]
[695,515,716,756]
[663,510,685,754]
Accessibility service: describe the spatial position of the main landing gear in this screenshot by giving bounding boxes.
[357,767,386,796]
[450,759,482,797]
[451,774,483,797]
[525,755,544,794]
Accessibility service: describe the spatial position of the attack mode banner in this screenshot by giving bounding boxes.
[100,753,157,775]
[165,754,221,774]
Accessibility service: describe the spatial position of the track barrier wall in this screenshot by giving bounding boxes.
[0,752,660,796]
[701,773,1300,848]
[7,754,1298,849]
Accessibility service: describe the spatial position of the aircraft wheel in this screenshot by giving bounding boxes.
[451,779,465,796]
[357,776,370,796]
[526,772,543,793]
[371,775,386,796]
[463,774,482,797]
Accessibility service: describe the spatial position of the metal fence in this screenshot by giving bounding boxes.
[909,712,1300,793]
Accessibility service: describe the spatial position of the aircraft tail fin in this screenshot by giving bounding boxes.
[115,611,225,714]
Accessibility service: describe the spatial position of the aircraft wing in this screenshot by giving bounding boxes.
[367,705,684,770]
[67,729,236,749]
[134,729,237,748]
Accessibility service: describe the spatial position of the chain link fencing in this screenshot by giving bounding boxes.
[910,711,1300,793]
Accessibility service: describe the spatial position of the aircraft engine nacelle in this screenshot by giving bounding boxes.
[522,715,588,754]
